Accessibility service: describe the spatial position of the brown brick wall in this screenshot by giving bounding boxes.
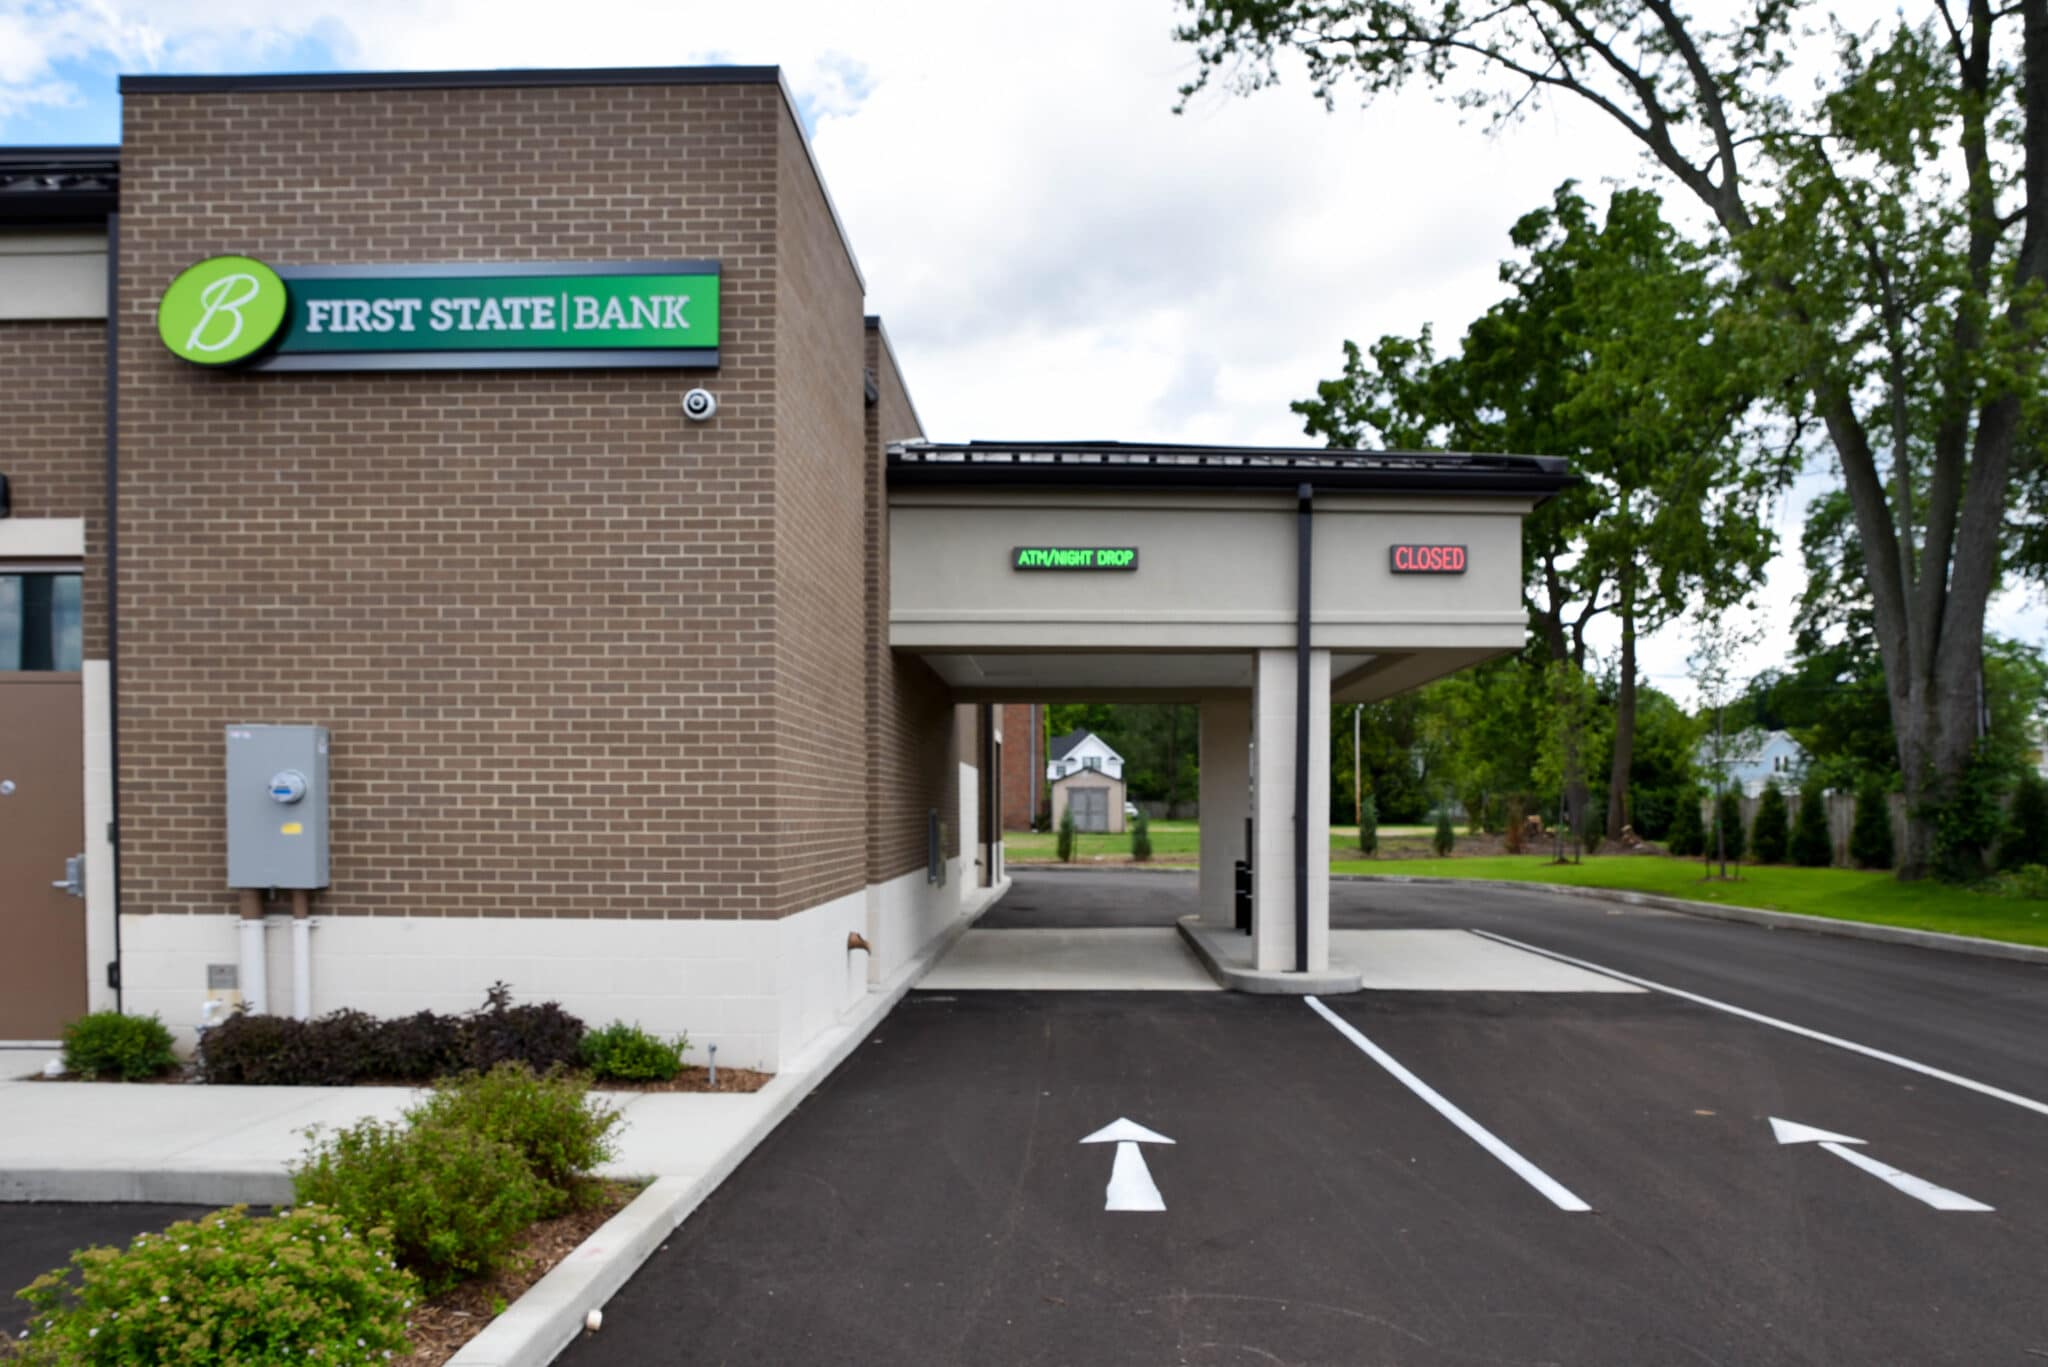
[999,702,1041,830]
[771,103,869,914]
[0,319,107,656]
[115,80,798,920]
[863,323,957,882]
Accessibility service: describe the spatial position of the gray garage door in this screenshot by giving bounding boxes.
[1070,788,1108,832]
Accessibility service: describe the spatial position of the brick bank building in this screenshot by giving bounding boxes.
[0,66,1569,1066]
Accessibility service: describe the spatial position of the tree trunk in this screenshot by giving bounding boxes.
[1607,574,1638,842]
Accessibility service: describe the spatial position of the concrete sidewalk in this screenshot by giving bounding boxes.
[0,1078,793,1206]
[0,880,1011,1208]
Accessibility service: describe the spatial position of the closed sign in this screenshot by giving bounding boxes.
[1390,544,1467,574]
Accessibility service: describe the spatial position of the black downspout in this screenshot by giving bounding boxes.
[105,211,123,1011]
[1294,481,1312,974]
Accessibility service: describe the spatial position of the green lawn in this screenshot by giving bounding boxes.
[1328,854,2048,948]
[1002,821,1436,863]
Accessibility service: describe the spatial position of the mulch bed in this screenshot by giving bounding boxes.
[393,1179,641,1367]
[594,1065,772,1094]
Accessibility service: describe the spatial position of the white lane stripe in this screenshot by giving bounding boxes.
[1304,995,1592,1212]
[1817,1142,1995,1212]
[1472,929,2048,1120]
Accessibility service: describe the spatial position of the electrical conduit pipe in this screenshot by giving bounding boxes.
[291,889,313,1020]
[236,889,268,1016]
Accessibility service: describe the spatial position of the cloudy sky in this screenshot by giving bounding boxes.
[4,0,2040,703]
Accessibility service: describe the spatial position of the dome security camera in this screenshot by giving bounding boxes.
[682,387,718,422]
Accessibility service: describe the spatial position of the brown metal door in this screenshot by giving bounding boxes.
[0,675,86,1039]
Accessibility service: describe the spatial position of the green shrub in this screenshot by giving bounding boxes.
[1931,750,2005,883]
[1666,794,1704,857]
[1850,779,1895,870]
[1130,810,1152,862]
[1358,793,1378,855]
[61,1011,177,1081]
[1713,790,1748,864]
[1433,804,1455,857]
[1790,783,1832,867]
[1056,805,1076,862]
[291,1116,547,1294]
[2003,772,2048,871]
[1751,783,1790,864]
[408,1062,620,1214]
[11,1205,412,1366]
[2001,863,2048,900]
[581,1021,686,1082]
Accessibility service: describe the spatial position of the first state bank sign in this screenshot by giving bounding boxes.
[156,256,720,372]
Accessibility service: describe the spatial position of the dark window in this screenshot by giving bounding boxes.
[0,573,82,671]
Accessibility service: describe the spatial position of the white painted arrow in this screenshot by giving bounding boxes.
[1770,1117,1993,1212]
[1081,1118,1175,1212]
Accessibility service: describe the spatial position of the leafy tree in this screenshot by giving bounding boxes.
[1850,778,1897,870]
[1791,782,1833,867]
[1415,654,1544,835]
[1751,782,1790,864]
[1358,792,1379,855]
[1178,0,2048,879]
[1594,685,1700,840]
[1667,791,1705,857]
[2005,771,2048,870]
[1433,802,1456,857]
[1715,790,1749,868]
[1295,185,1776,838]
[1533,659,1605,851]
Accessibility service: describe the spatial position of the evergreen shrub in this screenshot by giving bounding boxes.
[1790,783,1832,867]
[1751,783,1789,864]
[1666,794,1704,857]
[1849,779,1895,870]
[1714,790,1748,864]
[2002,772,2048,871]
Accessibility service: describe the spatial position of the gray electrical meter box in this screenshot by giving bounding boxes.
[225,725,330,889]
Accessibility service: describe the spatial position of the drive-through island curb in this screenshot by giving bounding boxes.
[1176,916,1363,994]
[1336,873,2048,967]
[444,879,1008,1367]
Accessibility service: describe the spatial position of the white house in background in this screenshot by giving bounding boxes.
[1697,728,1808,797]
[1047,730,1124,782]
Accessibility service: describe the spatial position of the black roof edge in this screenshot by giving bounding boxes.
[0,145,121,161]
[119,64,781,95]
[887,440,1576,499]
[0,146,120,226]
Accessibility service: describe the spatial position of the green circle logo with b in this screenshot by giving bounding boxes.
[157,255,288,365]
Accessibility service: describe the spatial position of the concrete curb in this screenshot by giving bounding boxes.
[0,1167,295,1205]
[444,879,1010,1367]
[1175,917,1362,995]
[1005,862,1197,875]
[1335,874,2048,967]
